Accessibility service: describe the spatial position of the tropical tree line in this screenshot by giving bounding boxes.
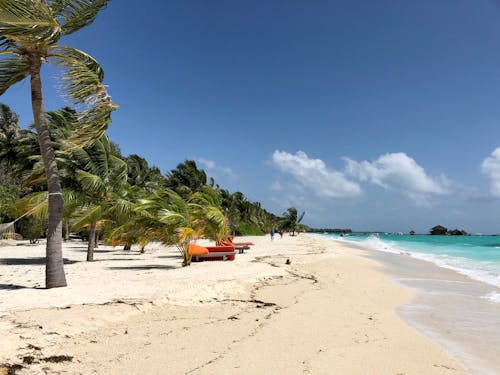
[0,0,306,290]
[0,104,307,255]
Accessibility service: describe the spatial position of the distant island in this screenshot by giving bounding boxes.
[308,228,353,234]
[307,226,469,236]
[429,225,467,236]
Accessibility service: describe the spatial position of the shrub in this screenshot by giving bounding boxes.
[235,222,264,236]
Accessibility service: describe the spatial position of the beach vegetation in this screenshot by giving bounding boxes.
[281,207,305,236]
[234,222,263,236]
[0,104,299,271]
[136,187,228,266]
[0,0,116,288]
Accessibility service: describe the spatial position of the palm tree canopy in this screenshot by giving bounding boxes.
[282,207,305,232]
[0,0,116,146]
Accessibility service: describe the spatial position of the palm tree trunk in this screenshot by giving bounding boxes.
[94,230,99,249]
[87,222,97,261]
[30,54,67,288]
[64,220,69,242]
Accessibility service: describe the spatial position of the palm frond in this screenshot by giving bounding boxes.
[0,52,29,94]
[0,0,61,46]
[50,45,117,147]
[106,196,134,220]
[48,0,109,36]
[108,154,128,187]
[15,191,48,219]
[72,104,115,146]
[157,209,187,227]
[71,203,101,230]
[76,169,106,197]
[50,45,105,101]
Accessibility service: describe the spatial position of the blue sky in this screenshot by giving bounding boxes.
[3,0,500,233]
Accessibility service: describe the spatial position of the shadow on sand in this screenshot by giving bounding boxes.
[156,255,181,259]
[0,283,32,290]
[0,257,79,265]
[106,265,177,271]
[72,247,117,253]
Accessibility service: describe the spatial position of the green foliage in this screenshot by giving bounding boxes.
[135,187,229,266]
[165,160,207,197]
[235,221,264,236]
[281,207,306,235]
[0,104,287,262]
[0,183,21,222]
[17,216,46,243]
[0,0,116,147]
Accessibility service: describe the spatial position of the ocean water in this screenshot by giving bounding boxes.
[321,233,500,301]
[320,233,500,373]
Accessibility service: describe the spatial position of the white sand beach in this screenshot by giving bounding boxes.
[0,235,464,374]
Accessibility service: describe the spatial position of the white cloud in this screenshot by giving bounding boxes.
[270,181,283,191]
[481,148,500,197]
[197,158,216,169]
[343,152,449,205]
[196,158,233,175]
[271,150,362,198]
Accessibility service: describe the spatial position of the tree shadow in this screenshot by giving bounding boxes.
[73,248,117,253]
[0,283,31,290]
[156,255,180,259]
[65,246,88,250]
[0,257,79,265]
[112,252,144,256]
[95,258,141,262]
[106,265,177,271]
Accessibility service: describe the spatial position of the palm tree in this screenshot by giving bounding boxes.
[282,207,305,236]
[70,135,128,261]
[165,160,207,198]
[138,187,229,266]
[0,0,116,288]
[0,104,20,181]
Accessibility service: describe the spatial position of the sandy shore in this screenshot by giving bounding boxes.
[0,235,464,374]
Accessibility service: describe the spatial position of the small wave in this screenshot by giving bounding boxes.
[482,291,500,303]
[352,235,401,254]
[338,235,500,289]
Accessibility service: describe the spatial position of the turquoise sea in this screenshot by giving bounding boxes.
[320,233,500,301]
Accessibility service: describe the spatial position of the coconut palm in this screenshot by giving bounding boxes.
[106,187,153,252]
[138,187,229,266]
[0,0,116,288]
[70,135,129,261]
[282,207,305,236]
[0,103,20,181]
[165,160,207,198]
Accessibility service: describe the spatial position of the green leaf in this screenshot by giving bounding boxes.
[76,169,106,197]
[0,0,61,45]
[0,52,29,95]
[50,45,117,147]
[49,0,109,36]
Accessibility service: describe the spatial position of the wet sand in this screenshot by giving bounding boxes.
[335,238,500,375]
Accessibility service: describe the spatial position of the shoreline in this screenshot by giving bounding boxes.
[327,236,500,375]
[1,235,464,374]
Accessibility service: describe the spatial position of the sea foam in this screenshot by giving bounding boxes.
[335,235,500,291]
[482,291,500,303]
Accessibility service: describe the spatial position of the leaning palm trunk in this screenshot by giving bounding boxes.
[178,241,191,267]
[87,222,97,261]
[30,57,67,288]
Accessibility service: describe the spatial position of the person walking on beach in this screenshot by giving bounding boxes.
[279,230,283,239]
[270,228,275,240]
